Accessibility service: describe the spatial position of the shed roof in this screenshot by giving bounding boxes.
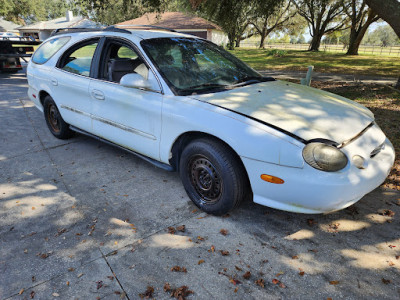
[117,12,221,31]
[0,18,20,32]
[18,16,98,31]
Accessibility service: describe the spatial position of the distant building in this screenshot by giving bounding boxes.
[0,18,20,34]
[18,11,98,41]
[117,12,228,46]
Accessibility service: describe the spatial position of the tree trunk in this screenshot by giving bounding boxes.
[395,77,400,89]
[309,34,323,51]
[235,38,241,48]
[227,32,235,50]
[259,29,268,49]
[227,39,235,50]
[347,11,378,55]
[365,0,400,37]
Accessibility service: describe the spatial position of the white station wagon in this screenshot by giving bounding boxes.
[27,26,395,215]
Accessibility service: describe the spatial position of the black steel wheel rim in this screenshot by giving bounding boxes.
[47,103,60,133]
[188,155,222,204]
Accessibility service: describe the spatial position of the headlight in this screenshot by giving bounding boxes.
[302,143,348,172]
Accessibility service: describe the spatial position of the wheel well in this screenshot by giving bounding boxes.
[38,90,50,106]
[169,131,252,193]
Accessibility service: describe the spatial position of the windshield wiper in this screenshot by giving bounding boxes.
[179,83,229,95]
[233,76,275,87]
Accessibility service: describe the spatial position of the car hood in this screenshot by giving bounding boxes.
[189,80,374,143]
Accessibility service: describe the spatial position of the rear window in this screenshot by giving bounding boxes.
[32,36,70,64]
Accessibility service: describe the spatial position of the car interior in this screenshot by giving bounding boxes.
[102,42,148,83]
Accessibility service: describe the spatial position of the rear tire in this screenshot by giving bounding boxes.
[43,95,73,139]
[179,138,248,215]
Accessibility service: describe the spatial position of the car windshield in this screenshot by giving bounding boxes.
[141,37,266,95]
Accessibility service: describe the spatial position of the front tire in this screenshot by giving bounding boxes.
[43,95,73,139]
[179,138,248,215]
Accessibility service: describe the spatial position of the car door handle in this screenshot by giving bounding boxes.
[51,79,58,86]
[91,89,105,100]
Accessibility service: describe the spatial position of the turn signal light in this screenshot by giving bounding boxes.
[260,174,284,184]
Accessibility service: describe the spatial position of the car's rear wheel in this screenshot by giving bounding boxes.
[43,95,73,139]
[179,138,248,215]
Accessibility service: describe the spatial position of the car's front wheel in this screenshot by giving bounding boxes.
[179,138,248,215]
[43,95,73,139]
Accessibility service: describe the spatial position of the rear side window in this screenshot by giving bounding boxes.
[32,37,70,64]
[58,40,99,77]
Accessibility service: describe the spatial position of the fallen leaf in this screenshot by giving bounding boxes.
[382,278,391,284]
[396,255,399,260]
[139,286,154,299]
[272,279,279,285]
[107,276,114,280]
[255,278,265,288]
[234,287,238,293]
[68,267,75,272]
[24,249,28,254]
[55,228,67,237]
[170,285,193,300]
[191,209,198,213]
[66,281,70,286]
[307,219,317,226]
[220,229,228,236]
[220,250,230,256]
[329,281,340,285]
[235,266,242,271]
[197,236,205,241]
[168,227,176,234]
[229,278,241,285]
[30,291,35,298]
[77,273,84,278]
[292,255,299,259]
[164,282,171,292]
[176,225,185,232]
[243,271,251,279]
[19,288,24,295]
[96,281,103,290]
[32,276,35,282]
[170,266,187,273]
[208,245,215,253]
[198,259,205,265]
[380,209,395,217]
[279,282,286,288]
[276,271,284,277]
[388,245,396,248]
[52,292,60,297]
[388,261,395,266]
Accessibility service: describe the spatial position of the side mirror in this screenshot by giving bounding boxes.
[120,73,151,89]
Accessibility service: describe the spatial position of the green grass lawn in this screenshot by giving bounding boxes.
[230,49,400,78]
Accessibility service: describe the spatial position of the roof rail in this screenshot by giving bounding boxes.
[50,26,132,36]
[115,24,177,32]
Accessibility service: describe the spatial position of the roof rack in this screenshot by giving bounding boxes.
[114,24,177,32]
[50,26,131,36]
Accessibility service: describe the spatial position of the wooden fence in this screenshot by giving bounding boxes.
[240,41,400,57]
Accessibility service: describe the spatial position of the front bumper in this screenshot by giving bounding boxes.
[242,137,395,214]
